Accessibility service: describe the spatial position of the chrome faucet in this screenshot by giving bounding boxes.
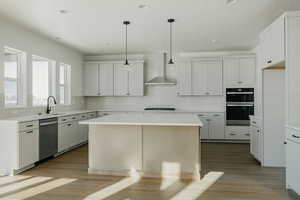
[46,96,57,114]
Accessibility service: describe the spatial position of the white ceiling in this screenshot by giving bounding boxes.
[1,0,300,55]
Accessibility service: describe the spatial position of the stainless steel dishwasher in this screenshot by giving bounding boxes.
[39,118,58,160]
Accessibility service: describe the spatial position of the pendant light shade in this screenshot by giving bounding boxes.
[123,20,130,66]
[168,18,175,64]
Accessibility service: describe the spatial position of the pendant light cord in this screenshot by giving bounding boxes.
[170,22,172,61]
[126,23,128,63]
[123,21,130,65]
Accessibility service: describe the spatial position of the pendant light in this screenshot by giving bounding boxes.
[123,20,130,66]
[168,18,175,64]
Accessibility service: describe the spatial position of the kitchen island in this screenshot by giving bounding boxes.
[80,112,203,179]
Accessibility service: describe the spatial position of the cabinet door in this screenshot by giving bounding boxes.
[209,113,225,139]
[99,64,114,96]
[114,64,129,96]
[286,139,300,194]
[58,123,70,152]
[83,63,99,96]
[206,61,223,95]
[260,27,272,67]
[19,129,39,169]
[250,126,255,156]
[191,61,207,95]
[128,63,144,96]
[224,58,240,87]
[269,15,285,66]
[198,113,209,139]
[177,62,192,96]
[239,58,256,86]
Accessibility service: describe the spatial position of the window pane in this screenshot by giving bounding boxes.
[59,64,65,85]
[60,86,65,104]
[4,80,17,105]
[32,58,49,106]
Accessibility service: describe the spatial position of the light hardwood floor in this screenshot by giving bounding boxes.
[0,143,298,200]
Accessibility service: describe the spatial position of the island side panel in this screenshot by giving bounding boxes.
[88,125,142,175]
[142,126,200,179]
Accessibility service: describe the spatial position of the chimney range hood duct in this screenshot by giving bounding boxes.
[145,53,177,86]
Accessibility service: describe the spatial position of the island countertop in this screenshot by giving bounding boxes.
[80,112,203,127]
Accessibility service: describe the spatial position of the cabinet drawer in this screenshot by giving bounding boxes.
[87,112,97,118]
[287,128,300,144]
[58,116,72,124]
[79,114,88,120]
[226,126,250,140]
[19,121,39,131]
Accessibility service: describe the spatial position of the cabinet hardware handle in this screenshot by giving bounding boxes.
[292,134,300,139]
[213,114,220,117]
[25,130,33,134]
[252,121,256,124]
[230,133,236,136]
[267,60,272,64]
[284,141,287,144]
[68,124,72,126]
[72,117,76,119]
[245,133,250,136]
[62,119,67,121]
[26,125,33,127]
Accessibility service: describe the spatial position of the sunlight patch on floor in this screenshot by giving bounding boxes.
[1,178,77,200]
[0,176,31,186]
[84,175,140,200]
[170,171,224,200]
[160,177,179,191]
[0,176,52,196]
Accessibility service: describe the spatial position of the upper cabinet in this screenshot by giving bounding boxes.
[224,56,256,87]
[83,61,144,97]
[177,58,223,96]
[260,15,285,68]
[83,63,114,96]
[114,62,144,96]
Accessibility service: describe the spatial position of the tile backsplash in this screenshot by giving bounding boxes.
[0,96,85,119]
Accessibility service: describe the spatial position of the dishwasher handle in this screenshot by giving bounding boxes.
[40,121,58,126]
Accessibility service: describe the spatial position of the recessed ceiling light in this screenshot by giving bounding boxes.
[138,4,150,9]
[226,0,238,5]
[59,10,70,14]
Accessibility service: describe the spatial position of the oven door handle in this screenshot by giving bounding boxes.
[226,92,254,95]
[227,104,254,107]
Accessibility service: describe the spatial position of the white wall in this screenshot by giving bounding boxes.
[84,51,252,112]
[0,17,84,118]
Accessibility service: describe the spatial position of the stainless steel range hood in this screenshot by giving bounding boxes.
[145,53,177,86]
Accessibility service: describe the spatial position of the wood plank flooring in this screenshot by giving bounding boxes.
[0,143,299,200]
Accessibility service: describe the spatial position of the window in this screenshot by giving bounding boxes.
[59,63,71,105]
[4,47,26,107]
[32,55,56,106]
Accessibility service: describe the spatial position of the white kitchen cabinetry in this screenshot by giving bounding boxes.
[114,62,144,96]
[225,126,250,140]
[224,56,256,87]
[260,15,285,68]
[83,63,114,96]
[19,128,39,169]
[58,112,97,154]
[198,113,225,140]
[286,127,300,194]
[177,58,223,96]
[250,117,262,162]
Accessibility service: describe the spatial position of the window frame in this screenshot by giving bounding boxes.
[3,46,26,108]
[58,63,71,105]
[32,55,56,107]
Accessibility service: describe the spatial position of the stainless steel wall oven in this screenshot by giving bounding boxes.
[226,88,254,126]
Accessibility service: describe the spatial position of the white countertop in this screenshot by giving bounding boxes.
[0,110,97,123]
[80,112,203,127]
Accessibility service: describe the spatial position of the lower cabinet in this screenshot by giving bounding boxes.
[286,127,300,194]
[58,112,97,153]
[198,113,225,140]
[250,126,262,162]
[19,129,39,169]
[225,126,250,140]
